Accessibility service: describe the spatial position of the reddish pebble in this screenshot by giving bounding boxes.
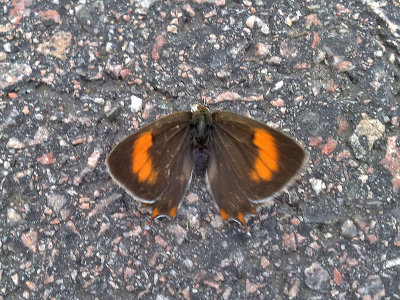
[26,281,37,290]
[44,275,54,285]
[215,91,240,103]
[152,34,168,62]
[87,150,102,169]
[293,63,311,70]
[85,245,94,257]
[336,150,351,161]
[80,203,90,210]
[291,217,300,226]
[333,268,343,286]
[270,98,285,107]
[255,43,271,56]
[8,92,18,99]
[367,234,378,244]
[50,219,60,225]
[186,192,199,203]
[321,137,338,155]
[120,69,132,78]
[312,32,321,48]
[309,136,323,147]
[305,14,322,26]
[155,235,168,248]
[335,60,354,73]
[39,10,60,23]
[113,236,123,244]
[127,225,142,237]
[282,232,297,250]
[246,279,266,294]
[380,136,400,192]
[23,106,30,115]
[37,152,56,165]
[260,256,270,268]
[337,116,349,135]
[21,228,38,253]
[124,267,136,282]
[72,137,86,145]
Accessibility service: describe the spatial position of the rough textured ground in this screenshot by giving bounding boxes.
[1,0,400,299]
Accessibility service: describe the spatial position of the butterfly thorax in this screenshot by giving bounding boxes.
[190,106,213,176]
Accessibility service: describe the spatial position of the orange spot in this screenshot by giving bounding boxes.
[131,132,158,183]
[168,205,178,218]
[219,209,228,221]
[132,132,152,173]
[134,132,152,155]
[147,171,157,184]
[151,207,160,220]
[237,212,248,231]
[251,170,260,181]
[132,152,149,174]
[138,159,152,182]
[254,157,273,180]
[147,207,159,225]
[251,129,279,181]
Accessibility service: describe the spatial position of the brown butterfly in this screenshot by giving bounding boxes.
[106,105,305,230]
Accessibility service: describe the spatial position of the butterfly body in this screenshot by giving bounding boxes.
[106,105,305,229]
[190,105,213,176]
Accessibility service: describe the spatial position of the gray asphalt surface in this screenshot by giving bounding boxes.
[1,0,400,299]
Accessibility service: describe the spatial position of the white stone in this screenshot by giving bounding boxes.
[130,95,143,113]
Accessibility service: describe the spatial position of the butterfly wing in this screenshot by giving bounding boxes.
[106,112,194,220]
[207,111,306,228]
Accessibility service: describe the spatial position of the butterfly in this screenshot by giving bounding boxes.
[106,105,306,230]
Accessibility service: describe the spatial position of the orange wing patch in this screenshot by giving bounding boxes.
[168,205,178,218]
[250,128,279,182]
[131,132,158,183]
[219,209,250,231]
[237,212,248,231]
[219,208,228,221]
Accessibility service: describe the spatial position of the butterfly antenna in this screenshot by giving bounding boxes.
[201,96,210,110]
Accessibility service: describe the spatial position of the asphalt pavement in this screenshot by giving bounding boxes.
[1,0,400,299]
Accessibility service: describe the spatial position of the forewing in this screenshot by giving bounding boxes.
[106,111,194,219]
[207,111,306,226]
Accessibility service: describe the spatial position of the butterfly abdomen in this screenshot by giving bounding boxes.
[192,147,209,176]
[190,107,213,176]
